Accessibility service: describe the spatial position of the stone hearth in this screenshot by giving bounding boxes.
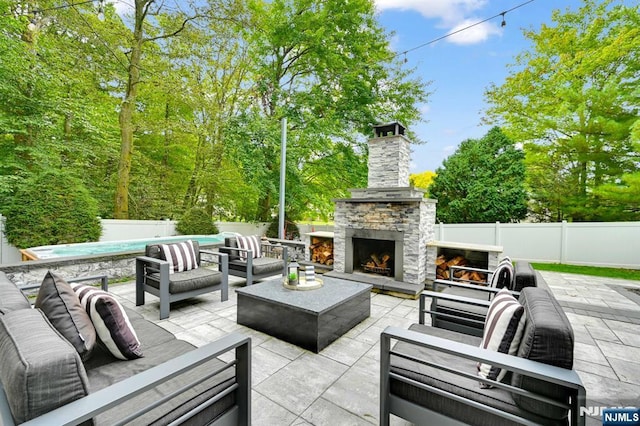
[329,123,437,297]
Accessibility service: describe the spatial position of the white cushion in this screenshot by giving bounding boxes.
[237,235,262,259]
[159,240,199,273]
[71,283,143,360]
[478,287,526,385]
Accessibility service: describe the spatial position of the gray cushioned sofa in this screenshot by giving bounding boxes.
[380,271,587,426]
[0,271,251,425]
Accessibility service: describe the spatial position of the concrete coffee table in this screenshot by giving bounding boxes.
[235,276,372,353]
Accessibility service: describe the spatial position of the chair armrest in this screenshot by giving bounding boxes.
[136,255,169,273]
[12,333,252,426]
[380,326,586,426]
[419,290,491,326]
[433,279,520,298]
[200,250,228,265]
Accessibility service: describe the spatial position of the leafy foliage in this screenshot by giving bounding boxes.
[484,0,640,221]
[176,207,219,235]
[429,128,528,223]
[0,0,428,231]
[410,170,436,193]
[266,217,300,240]
[3,170,101,248]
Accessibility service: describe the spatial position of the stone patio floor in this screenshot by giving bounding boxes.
[109,271,640,426]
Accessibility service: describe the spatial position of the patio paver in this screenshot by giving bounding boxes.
[109,270,640,425]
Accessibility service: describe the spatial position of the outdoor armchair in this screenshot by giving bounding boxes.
[136,240,229,319]
[219,236,288,286]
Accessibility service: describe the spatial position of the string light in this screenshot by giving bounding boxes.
[393,0,535,60]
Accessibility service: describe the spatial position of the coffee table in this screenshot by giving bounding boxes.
[235,276,372,353]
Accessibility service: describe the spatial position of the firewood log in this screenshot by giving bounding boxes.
[371,253,382,267]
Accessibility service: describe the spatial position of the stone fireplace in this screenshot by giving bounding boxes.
[331,123,437,296]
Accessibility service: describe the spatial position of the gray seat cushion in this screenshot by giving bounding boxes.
[146,268,222,294]
[0,272,31,314]
[229,256,284,276]
[390,324,566,426]
[512,287,574,419]
[0,308,90,424]
[84,308,236,425]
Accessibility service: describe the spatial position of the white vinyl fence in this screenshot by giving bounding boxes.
[435,221,640,269]
[1,214,638,269]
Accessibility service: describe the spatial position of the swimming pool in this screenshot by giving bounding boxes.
[23,234,235,260]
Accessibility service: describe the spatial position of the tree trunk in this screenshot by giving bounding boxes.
[114,3,145,219]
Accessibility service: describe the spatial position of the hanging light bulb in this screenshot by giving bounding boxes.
[500,12,506,27]
[97,0,105,21]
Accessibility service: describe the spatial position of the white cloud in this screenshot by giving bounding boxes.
[447,19,501,45]
[375,0,499,45]
[375,0,487,23]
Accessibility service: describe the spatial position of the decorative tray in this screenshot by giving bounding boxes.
[282,277,323,291]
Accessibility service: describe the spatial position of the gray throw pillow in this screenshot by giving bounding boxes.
[0,309,90,423]
[35,271,97,360]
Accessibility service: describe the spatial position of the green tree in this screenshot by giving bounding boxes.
[410,170,436,193]
[227,0,430,221]
[484,0,640,221]
[4,170,101,248]
[429,127,528,224]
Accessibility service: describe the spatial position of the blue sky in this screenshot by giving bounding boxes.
[374,0,585,173]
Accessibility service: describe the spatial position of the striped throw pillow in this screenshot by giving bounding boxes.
[70,283,143,360]
[237,235,262,259]
[159,240,199,273]
[477,287,526,386]
[489,258,514,289]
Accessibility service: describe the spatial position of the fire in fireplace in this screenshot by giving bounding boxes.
[345,229,404,282]
[353,238,395,277]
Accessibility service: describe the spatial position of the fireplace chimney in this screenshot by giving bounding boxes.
[369,122,410,188]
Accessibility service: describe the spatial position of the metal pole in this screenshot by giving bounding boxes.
[278,117,287,240]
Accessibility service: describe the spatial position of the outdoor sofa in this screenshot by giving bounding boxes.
[380,266,586,425]
[0,271,251,425]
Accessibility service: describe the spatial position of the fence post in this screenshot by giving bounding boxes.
[495,221,501,245]
[560,220,568,264]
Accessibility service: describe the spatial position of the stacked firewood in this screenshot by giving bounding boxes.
[435,254,487,283]
[310,240,334,265]
[363,252,392,275]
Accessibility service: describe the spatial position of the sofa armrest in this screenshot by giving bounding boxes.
[6,333,252,426]
[380,326,586,426]
[20,274,109,296]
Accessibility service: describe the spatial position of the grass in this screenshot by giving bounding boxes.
[531,263,640,281]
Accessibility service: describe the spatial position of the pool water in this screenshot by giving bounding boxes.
[26,234,234,259]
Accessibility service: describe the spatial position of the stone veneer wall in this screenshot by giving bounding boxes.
[367,135,411,188]
[334,197,436,286]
